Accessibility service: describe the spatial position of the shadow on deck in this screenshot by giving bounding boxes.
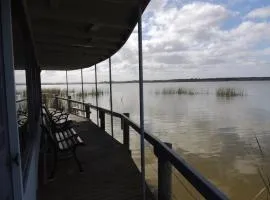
[38,116,154,200]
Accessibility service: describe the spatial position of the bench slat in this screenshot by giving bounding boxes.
[70,128,84,144]
[61,140,68,149]
[66,130,78,145]
[65,130,77,144]
[55,132,61,141]
[58,141,64,150]
[63,131,75,146]
[55,128,83,150]
[77,136,83,144]
[59,132,65,141]
[67,138,73,147]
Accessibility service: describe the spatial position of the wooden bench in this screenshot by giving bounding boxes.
[54,128,84,150]
[42,106,84,179]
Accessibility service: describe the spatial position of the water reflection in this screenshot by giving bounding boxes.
[16,81,270,199]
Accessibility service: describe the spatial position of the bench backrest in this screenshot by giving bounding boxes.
[41,106,57,145]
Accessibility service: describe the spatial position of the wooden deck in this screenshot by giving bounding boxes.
[38,116,154,200]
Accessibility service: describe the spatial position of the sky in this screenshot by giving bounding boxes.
[15,0,270,83]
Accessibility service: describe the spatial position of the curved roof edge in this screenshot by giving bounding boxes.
[14,0,150,70]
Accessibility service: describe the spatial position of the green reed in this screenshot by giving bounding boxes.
[76,88,109,97]
[155,87,205,95]
[18,87,108,98]
[42,88,63,96]
[216,87,246,97]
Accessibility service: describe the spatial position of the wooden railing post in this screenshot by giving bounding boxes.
[54,95,59,110]
[42,93,47,105]
[155,142,172,200]
[99,110,105,130]
[85,104,90,119]
[123,113,130,152]
[67,96,71,113]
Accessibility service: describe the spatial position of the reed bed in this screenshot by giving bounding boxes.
[42,88,65,97]
[154,87,247,97]
[16,87,109,109]
[216,88,246,97]
[155,87,207,95]
[17,87,108,98]
[76,88,109,97]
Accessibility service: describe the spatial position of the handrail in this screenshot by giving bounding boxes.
[16,98,27,103]
[56,96,123,117]
[51,96,228,199]
[121,115,227,199]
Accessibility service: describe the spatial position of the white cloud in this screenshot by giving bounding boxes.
[138,2,270,79]
[146,0,169,13]
[246,6,270,19]
[15,1,270,82]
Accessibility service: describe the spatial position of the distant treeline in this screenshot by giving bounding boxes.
[16,77,270,85]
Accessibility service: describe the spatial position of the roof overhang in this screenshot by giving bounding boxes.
[13,0,150,70]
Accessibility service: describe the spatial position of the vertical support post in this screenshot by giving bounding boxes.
[25,56,35,135]
[37,68,42,113]
[95,64,99,126]
[155,143,172,200]
[138,1,146,199]
[99,110,105,130]
[67,95,71,113]
[81,68,84,103]
[123,113,130,152]
[66,70,69,98]
[85,104,90,119]
[109,57,114,138]
[54,95,59,110]
[0,0,23,198]
[42,93,47,105]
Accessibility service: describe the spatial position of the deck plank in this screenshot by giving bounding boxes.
[38,118,154,200]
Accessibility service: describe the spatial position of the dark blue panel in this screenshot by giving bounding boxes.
[0,2,13,199]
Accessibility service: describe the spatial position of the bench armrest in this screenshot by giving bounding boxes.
[52,113,69,123]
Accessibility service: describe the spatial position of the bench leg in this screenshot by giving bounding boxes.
[73,148,83,172]
[49,147,58,179]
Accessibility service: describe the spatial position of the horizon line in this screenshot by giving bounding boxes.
[15,76,270,85]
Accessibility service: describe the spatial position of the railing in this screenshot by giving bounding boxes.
[51,95,228,200]
[16,98,27,110]
[16,98,27,103]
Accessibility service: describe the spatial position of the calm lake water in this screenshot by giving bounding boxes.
[17,81,270,199]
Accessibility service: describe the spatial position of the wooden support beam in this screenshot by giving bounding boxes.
[0,0,23,199]
[67,96,72,113]
[99,110,105,130]
[85,104,90,119]
[155,143,172,200]
[54,95,59,110]
[123,113,130,153]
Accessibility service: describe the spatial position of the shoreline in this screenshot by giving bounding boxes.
[16,77,270,85]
